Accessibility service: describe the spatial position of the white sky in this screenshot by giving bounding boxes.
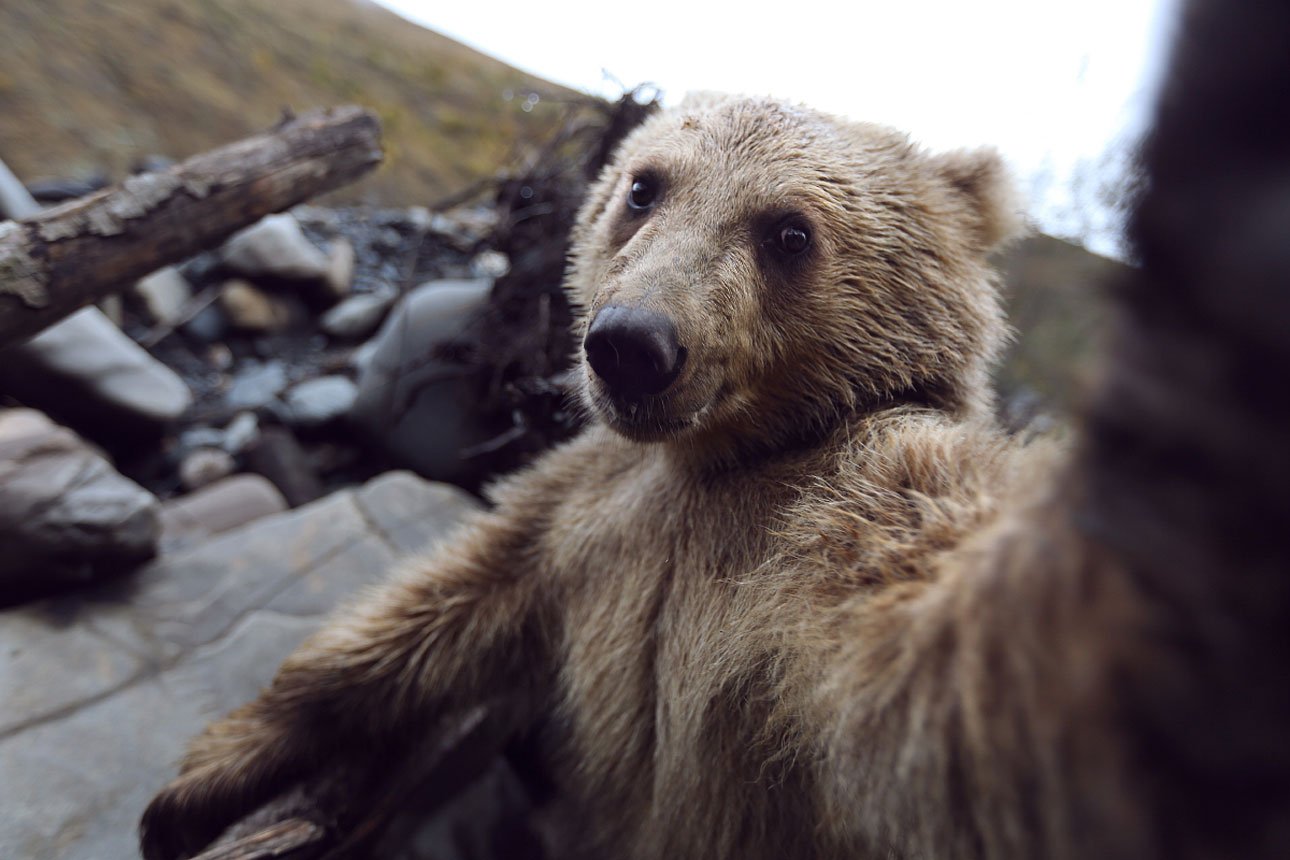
[375,0,1180,256]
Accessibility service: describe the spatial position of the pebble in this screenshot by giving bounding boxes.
[222,412,260,454]
[179,447,236,491]
[323,237,356,299]
[225,360,288,410]
[134,266,193,326]
[470,250,510,279]
[283,376,358,428]
[219,279,291,332]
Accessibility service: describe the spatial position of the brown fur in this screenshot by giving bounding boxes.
[142,6,1290,856]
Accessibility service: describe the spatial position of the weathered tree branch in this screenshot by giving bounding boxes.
[185,704,514,860]
[186,821,325,860]
[0,106,382,347]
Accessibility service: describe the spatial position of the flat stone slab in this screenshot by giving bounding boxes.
[0,471,480,860]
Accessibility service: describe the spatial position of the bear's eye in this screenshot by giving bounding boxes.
[772,220,812,256]
[627,177,658,211]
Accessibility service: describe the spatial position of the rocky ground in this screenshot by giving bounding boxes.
[0,470,543,859]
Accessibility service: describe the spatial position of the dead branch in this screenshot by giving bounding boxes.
[0,106,382,348]
[185,704,514,860]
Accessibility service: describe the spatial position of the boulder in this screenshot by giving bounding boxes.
[0,408,159,604]
[350,279,501,486]
[158,473,288,552]
[0,307,192,436]
[0,472,483,859]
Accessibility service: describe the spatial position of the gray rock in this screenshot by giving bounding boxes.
[221,411,260,454]
[291,204,340,232]
[176,412,259,458]
[221,213,329,281]
[321,289,397,340]
[178,446,236,491]
[158,473,287,552]
[351,279,499,485]
[0,675,210,860]
[404,204,433,233]
[224,359,287,410]
[0,408,159,600]
[0,408,55,441]
[284,375,357,428]
[0,307,192,427]
[470,249,510,279]
[134,266,192,326]
[0,471,481,860]
[0,609,147,737]
[355,470,480,555]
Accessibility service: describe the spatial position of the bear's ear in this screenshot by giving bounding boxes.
[931,148,1027,254]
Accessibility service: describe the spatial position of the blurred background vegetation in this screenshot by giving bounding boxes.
[0,0,586,205]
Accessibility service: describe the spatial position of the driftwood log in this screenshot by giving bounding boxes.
[0,106,382,347]
[182,704,516,860]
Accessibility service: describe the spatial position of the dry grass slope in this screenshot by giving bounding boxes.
[0,0,587,204]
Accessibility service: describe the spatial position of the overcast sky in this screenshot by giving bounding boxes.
[374,0,1180,256]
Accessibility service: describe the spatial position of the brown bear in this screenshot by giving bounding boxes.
[141,4,1290,853]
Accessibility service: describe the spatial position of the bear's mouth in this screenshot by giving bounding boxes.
[582,365,734,443]
[594,392,699,441]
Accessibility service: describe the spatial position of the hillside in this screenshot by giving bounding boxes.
[996,233,1119,413]
[0,0,588,205]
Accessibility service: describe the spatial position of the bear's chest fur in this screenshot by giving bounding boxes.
[531,432,839,856]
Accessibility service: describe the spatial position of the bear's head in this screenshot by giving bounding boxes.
[566,95,1022,458]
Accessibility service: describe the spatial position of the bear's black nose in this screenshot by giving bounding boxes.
[585,305,685,399]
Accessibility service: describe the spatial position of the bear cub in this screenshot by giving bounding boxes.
[144,95,1112,860]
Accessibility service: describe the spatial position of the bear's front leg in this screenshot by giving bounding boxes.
[140,508,550,860]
